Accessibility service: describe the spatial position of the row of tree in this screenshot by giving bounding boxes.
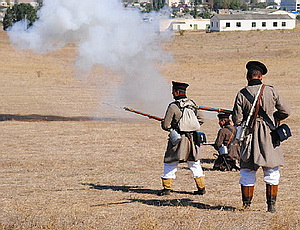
[2,2,300,31]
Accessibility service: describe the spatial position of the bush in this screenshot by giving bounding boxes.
[296,15,300,20]
[3,3,37,31]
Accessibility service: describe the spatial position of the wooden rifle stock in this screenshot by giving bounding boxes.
[123,107,163,121]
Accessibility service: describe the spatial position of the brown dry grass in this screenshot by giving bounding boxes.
[0,22,300,230]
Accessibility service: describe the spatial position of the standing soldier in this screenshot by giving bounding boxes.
[232,61,290,212]
[158,81,206,196]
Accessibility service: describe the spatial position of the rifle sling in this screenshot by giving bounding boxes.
[224,126,236,149]
[240,85,276,130]
[251,84,265,130]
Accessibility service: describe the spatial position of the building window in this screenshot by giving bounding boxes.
[262,22,266,27]
[236,22,241,27]
[217,22,219,27]
[273,22,278,27]
[282,22,286,27]
[211,22,213,27]
[252,22,256,27]
[226,22,230,27]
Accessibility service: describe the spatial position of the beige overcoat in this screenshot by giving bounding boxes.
[232,83,290,170]
[161,98,204,163]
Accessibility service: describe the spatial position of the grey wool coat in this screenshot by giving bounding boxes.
[161,98,205,163]
[232,82,290,170]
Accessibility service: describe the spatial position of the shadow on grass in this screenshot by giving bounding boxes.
[91,198,236,211]
[83,183,237,211]
[0,114,133,122]
[82,183,158,195]
[130,198,236,211]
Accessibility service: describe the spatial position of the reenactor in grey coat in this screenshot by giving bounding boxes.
[232,61,291,213]
[158,81,206,196]
[213,112,240,171]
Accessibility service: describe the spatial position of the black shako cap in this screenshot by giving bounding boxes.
[217,112,230,119]
[172,81,189,90]
[246,61,268,75]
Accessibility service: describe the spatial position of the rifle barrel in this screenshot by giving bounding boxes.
[192,105,232,114]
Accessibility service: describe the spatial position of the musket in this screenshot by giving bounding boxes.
[102,102,163,121]
[191,105,232,114]
[103,103,232,121]
[123,107,163,121]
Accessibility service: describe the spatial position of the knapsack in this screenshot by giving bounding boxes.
[175,99,200,132]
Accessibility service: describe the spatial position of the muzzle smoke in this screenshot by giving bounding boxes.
[7,0,173,116]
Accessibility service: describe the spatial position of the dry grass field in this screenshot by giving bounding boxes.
[0,22,300,230]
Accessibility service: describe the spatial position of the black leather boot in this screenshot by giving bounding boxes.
[266,184,278,213]
[241,185,254,209]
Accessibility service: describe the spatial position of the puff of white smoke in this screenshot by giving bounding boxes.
[8,0,174,115]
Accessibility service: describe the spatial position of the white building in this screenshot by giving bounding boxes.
[210,13,296,32]
[160,18,210,31]
[280,0,300,11]
[167,1,190,7]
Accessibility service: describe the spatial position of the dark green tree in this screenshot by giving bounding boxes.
[152,0,166,11]
[240,3,249,11]
[3,3,38,31]
[37,0,43,7]
[251,2,267,9]
[229,0,241,10]
[199,12,212,19]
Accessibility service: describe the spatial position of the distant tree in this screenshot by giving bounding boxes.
[152,0,166,11]
[251,2,267,9]
[37,0,43,7]
[240,3,249,11]
[213,0,230,11]
[3,3,38,31]
[182,6,190,14]
[213,0,249,10]
[143,3,153,13]
[229,0,241,10]
[199,12,211,19]
[193,0,202,5]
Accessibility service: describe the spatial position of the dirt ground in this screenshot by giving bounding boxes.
[0,22,300,230]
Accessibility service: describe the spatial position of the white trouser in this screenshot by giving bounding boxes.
[239,167,280,186]
[162,160,205,179]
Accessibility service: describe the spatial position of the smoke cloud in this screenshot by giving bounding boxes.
[8,0,173,116]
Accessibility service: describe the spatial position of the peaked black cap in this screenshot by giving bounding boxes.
[172,81,189,90]
[246,61,268,75]
[217,112,230,119]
